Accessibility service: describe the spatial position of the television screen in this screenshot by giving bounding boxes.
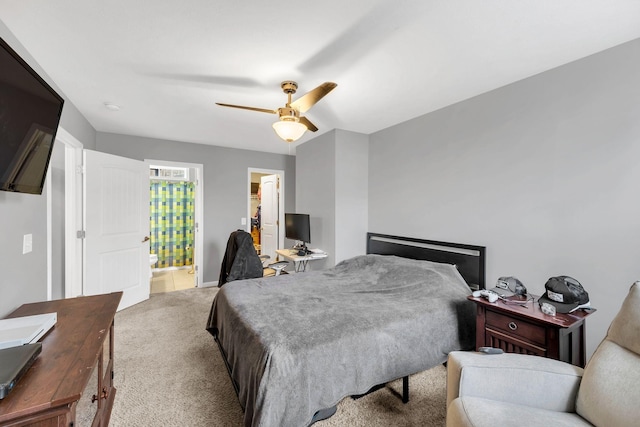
[0,36,64,195]
[285,213,311,244]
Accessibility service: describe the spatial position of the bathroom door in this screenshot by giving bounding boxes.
[83,150,150,311]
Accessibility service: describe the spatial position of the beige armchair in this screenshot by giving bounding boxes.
[446,282,640,427]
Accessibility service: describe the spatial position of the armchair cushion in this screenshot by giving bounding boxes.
[575,282,640,427]
[607,281,640,355]
[448,396,592,427]
[447,351,583,412]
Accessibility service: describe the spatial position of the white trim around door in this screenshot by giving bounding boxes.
[48,126,84,299]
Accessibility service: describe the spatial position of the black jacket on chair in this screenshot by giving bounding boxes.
[218,230,264,287]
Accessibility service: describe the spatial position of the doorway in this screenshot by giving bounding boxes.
[55,132,152,309]
[147,160,203,293]
[53,141,202,305]
[248,168,285,263]
[49,127,83,301]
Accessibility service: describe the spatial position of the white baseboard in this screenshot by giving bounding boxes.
[200,281,218,288]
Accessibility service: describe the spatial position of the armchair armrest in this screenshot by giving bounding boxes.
[447,351,584,412]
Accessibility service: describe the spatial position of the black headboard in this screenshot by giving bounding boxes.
[366,233,486,290]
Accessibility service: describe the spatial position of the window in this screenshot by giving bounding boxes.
[149,165,189,181]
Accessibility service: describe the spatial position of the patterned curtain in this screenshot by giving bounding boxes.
[150,180,195,268]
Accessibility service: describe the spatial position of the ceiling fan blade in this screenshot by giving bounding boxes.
[299,116,318,132]
[215,103,277,114]
[290,82,337,113]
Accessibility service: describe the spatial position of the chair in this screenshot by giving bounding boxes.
[218,230,265,287]
[259,255,289,277]
[219,230,289,287]
[446,281,640,427]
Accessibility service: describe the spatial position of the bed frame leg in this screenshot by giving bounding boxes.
[402,376,409,403]
[213,335,239,397]
[351,376,410,403]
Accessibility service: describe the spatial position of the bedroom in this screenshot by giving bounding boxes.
[1,1,639,425]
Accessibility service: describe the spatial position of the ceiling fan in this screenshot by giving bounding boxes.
[216,81,337,143]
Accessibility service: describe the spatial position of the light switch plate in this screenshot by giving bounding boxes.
[23,234,33,254]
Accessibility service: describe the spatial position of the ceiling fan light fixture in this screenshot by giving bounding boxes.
[217,80,336,143]
[272,119,307,143]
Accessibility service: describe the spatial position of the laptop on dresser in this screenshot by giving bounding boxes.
[0,312,57,350]
[0,343,42,399]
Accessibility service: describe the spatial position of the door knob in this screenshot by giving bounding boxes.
[142,236,150,243]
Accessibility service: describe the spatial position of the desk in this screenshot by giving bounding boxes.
[0,292,122,426]
[275,249,327,272]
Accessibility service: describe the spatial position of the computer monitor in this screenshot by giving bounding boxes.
[285,213,310,245]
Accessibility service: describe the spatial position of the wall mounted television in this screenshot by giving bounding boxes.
[0,36,64,195]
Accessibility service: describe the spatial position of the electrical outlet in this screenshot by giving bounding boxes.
[23,234,33,254]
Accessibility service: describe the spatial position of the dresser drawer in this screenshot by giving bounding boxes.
[486,310,546,346]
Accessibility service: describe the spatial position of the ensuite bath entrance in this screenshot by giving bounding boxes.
[148,161,203,293]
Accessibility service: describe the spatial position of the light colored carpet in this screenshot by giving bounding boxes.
[109,287,448,426]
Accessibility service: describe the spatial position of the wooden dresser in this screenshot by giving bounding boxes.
[0,292,122,426]
[469,294,595,367]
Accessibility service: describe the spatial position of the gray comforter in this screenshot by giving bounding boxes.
[206,254,475,427]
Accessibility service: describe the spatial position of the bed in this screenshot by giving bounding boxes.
[206,233,486,427]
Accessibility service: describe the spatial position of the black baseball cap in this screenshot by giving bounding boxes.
[538,276,590,313]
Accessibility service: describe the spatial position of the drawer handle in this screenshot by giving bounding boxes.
[508,322,518,331]
[93,387,109,403]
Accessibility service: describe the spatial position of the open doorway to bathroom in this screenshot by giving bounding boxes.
[147,160,203,294]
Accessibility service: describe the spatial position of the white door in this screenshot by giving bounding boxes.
[260,174,279,261]
[84,150,150,310]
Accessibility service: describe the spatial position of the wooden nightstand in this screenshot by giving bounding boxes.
[469,294,595,367]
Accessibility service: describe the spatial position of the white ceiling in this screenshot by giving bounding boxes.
[2,0,640,155]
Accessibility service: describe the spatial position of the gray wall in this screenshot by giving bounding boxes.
[296,129,369,268]
[95,132,296,283]
[334,130,369,262]
[368,38,640,358]
[296,131,336,269]
[0,21,96,317]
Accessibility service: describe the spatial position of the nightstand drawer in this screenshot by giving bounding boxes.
[486,310,546,345]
